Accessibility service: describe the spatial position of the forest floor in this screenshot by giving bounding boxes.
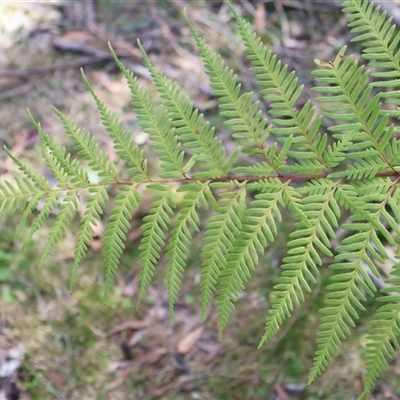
[1,1,400,399]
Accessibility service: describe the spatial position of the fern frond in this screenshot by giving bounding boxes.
[0,146,53,235]
[138,184,175,306]
[40,131,90,189]
[0,176,42,216]
[81,70,149,181]
[309,261,372,383]
[260,180,340,347]
[166,181,211,321]
[227,2,329,174]
[52,107,117,184]
[232,162,273,177]
[23,192,60,250]
[329,158,385,179]
[340,0,400,136]
[216,178,286,338]
[3,146,50,193]
[38,191,78,272]
[200,181,247,322]
[361,258,400,398]
[39,134,68,187]
[314,47,397,175]
[323,123,360,168]
[387,137,400,166]
[185,12,278,174]
[309,179,399,382]
[70,187,109,292]
[109,45,186,179]
[3,0,400,393]
[103,185,141,296]
[15,192,42,239]
[342,0,400,91]
[137,42,228,177]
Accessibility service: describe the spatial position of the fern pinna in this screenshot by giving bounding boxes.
[1,0,400,397]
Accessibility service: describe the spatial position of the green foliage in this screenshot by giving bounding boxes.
[2,0,400,397]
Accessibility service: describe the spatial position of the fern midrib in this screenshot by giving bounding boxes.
[8,170,400,204]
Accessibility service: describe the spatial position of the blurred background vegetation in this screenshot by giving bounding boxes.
[1,1,400,399]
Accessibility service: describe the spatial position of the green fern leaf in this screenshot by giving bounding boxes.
[200,182,247,322]
[260,180,340,347]
[309,178,399,382]
[259,181,340,347]
[227,1,329,173]
[15,192,42,239]
[313,47,396,173]
[81,70,149,181]
[39,131,87,188]
[109,45,186,179]
[0,176,42,216]
[52,107,117,184]
[138,184,175,306]
[233,162,273,177]
[329,158,385,179]
[216,179,285,338]
[23,192,60,251]
[137,41,228,176]
[103,185,141,296]
[342,0,400,97]
[185,11,277,173]
[361,259,400,397]
[2,0,400,394]
[166,181,211,322]
[70,187,109,292]
[3,146,50,193]
[38,191,79,272]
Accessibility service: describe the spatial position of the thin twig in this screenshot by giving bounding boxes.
[0,56,110,79]
[0,82,32,102]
